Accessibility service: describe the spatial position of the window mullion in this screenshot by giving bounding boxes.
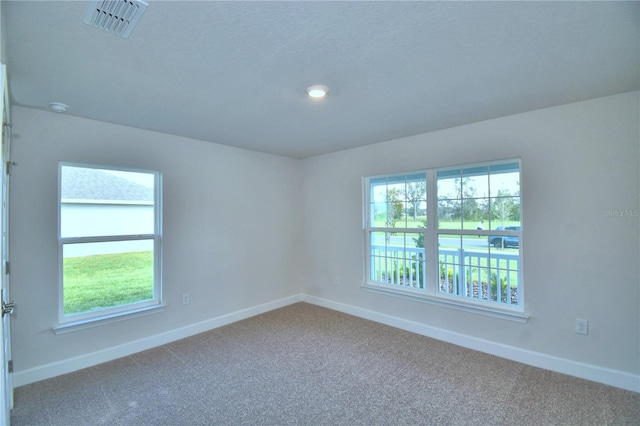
[425,169,438,296]
[61,234,156,245]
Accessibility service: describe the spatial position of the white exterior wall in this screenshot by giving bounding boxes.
[62,204,155,256]
[62,204,154,238]
[301,92,639,384]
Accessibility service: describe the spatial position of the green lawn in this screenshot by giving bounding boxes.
[63,251,154,315]
[373,216,519,230]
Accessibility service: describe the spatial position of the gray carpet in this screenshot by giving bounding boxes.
[10,303,640,425]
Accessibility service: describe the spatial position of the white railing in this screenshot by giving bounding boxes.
[370,245,520,305]
[370,245,426,289]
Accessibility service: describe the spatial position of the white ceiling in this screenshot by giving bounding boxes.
[2,1,638,159]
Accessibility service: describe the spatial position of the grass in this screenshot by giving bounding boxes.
[373,216,519,230]
[63,251,154,316]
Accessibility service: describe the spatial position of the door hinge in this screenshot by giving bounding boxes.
[4,261,9,275]
[1,122,9,141]
[5,161,15,176]
[7,360,12,373]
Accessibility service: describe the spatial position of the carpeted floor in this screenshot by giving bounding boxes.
[10,303,640,425]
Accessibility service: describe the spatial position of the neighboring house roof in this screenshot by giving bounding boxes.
[61,166,154,202]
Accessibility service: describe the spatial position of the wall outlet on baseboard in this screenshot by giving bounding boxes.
[182,293,190,305]
[575,318,588,335]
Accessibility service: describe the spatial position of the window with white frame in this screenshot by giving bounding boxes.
[364,160,522,313]
[58,163,162,326]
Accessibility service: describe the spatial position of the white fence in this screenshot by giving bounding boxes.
[370,245,520,305]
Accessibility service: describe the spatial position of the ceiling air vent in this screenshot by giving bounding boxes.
[83,0,148,39]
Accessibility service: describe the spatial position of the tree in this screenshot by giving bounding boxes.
[412,220,426,248]
[404,181,426,220]
[441,177,478,222]
[386,188,404,226]
[385,188,404,243]
[459,177,480,221]
[491,190,518,226]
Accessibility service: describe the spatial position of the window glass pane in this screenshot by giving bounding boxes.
[370,177,387,204]
[370,173,426,230]
[438,199,462,230]
[511,197,521,227]
[386,179,406,228]
[490,249,520,305]
[370,231,389,249]
[438,234,462,295]
[487,225,521,249]
[462,166,489,198]
[437,170,461,229]
[489,162,519,174]
[405,173,427,226]
[437,169,461,200]
[462,166,488,229]
[370,202,387,227]
[460,205,481,228]
[474,199,489,231]
[61,166,155,238]
[489,163,520,198]
[462,236,490,301]
[489,196,521,229]
[438,233,520,304]
[370,231,389,283]
[62,240,154,316]
[370,231,425,289]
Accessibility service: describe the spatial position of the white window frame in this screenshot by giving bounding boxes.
[55,162,163,332]
[363,159,527,322]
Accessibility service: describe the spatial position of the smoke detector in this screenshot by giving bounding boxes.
[49,102,69,113]
[83,0,149,39]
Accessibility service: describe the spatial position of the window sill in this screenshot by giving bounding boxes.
[361,282,528,323]
[53,304,166,335]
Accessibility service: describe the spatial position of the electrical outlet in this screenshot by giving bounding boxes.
[182,293,190,305]
[575,318,588,335]
[334,277,340,286]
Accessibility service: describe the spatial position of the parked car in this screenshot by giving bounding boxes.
[488,226,520,248]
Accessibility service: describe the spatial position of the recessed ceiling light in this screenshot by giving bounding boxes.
[49,102,69,113]
[306,85,329,98]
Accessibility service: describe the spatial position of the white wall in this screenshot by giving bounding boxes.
[9,106,303,374]
[8,92,640,391]
[301,92,640,379]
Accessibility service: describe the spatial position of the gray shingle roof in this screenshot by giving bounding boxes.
[61,166,154,202]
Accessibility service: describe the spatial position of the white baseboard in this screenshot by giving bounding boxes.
[13,294,302,387]
[14,293,639,394]
[301,294,640,393]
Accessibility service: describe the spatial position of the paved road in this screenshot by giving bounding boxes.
[372,235,491,249]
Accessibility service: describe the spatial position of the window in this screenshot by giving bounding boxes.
[57,163,162,327]
[364,160,523,317]
[368,173,427,289]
